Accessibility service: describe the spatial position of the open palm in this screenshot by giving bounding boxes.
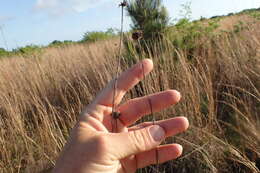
[53,59,189,173]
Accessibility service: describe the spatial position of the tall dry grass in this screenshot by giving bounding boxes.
[0,23,259,173]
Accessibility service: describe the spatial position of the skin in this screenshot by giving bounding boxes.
[53,59,189,173]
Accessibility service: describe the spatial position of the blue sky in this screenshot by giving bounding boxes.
[0,0,259,50]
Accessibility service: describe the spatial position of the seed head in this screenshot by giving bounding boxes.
[132,31,143,41]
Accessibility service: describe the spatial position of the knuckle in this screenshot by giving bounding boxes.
[130,129,150,152]
[89,135,113,161]
[93,135,109,152]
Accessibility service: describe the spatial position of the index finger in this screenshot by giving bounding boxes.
[92,59,153,107]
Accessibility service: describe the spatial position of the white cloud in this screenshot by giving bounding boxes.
[35,0,59,9]
[34,0,70,16]
[34,0,114,16]
[72,0,97,12]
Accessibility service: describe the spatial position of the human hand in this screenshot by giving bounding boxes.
[53,59,189,173]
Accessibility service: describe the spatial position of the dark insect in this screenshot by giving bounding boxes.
[119,0,127,7]
[112,111,121,119]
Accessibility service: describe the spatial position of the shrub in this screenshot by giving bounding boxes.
[81,28,118,43]
[49,40,74,47]
[168,18,219,57]
[13,44,42,56]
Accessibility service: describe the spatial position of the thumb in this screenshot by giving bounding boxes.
[108,125,165,160]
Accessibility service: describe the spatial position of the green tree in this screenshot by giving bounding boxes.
[126,0,169,40]
[50,40,63,46]
[0,47,8,57]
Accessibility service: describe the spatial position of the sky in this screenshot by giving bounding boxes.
[0,0,259,50]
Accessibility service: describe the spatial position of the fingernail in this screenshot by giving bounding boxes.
[174,144,183,158]
[175,91,181,101]
[177,144,183,153]
[149,125,165,142]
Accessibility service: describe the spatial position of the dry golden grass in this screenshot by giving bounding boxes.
[216,14,258,31]
[0,22,259,173]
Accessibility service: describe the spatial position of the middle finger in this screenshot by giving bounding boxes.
[117,90,181,127]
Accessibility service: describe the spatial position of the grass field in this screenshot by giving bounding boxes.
[0,12,260,173]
